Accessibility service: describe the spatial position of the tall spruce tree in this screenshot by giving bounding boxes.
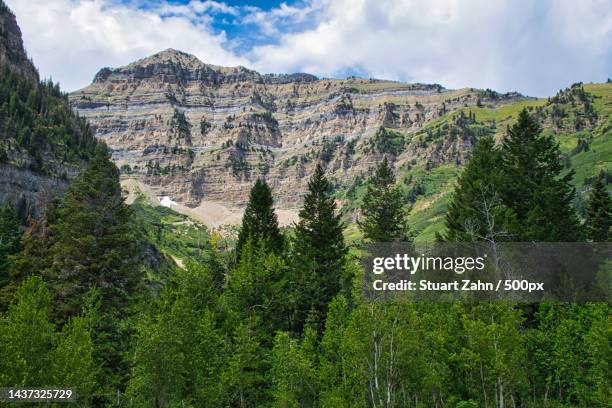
[443,136,516,242]
[46,144,140,392]
[291,164,347,332]
[358,157,409,242]
[584,171,611,241]
[236,178,283,257]
[500,109,580,241]
[48,144,139,320]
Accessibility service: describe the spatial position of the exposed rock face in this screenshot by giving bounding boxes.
[0,161,76,218]
[0,1,38,85]
[70,49,524,214]
[0,2,71,217]
[0,2,90,218]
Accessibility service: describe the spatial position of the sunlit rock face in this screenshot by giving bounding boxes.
[70,49,523,216]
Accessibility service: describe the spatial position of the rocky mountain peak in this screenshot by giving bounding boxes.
[129,48,209,70]
[92,48,255,84]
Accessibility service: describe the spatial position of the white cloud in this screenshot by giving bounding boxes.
[241,1,321,36]
[249,0,612,96]
[6,0,248,91]
[5,0,612,96]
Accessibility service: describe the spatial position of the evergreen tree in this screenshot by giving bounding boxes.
[2,219,51,308]
[0,205,20,310]
[443,136,516,242]
[224,240,289,340]
[291,164,347,332]
[358,157,409,242]
[48,144,139,320]
[236,178,283,257]
[500,109,580,241]
[0,66,97,167]
[46,144,140,391]
[584,171,611,241]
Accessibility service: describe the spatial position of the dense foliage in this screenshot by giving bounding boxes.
[0,66,97,172]
[235,178,284,258]
[289,164,348,333]
[444,110,581,242]
[584,171,612,241]
[0,57,609,406]
[358,157,410,242]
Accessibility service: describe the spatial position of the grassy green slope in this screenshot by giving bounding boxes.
[409,82,611,242]
[340,82,611,243]
[131,198,214,267]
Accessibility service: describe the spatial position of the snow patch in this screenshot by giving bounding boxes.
[158,196,177,208]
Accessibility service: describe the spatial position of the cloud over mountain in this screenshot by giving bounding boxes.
[7,0,612,95]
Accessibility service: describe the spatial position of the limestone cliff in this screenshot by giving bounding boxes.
[70,49,525,221]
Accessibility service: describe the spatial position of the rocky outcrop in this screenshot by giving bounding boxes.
[0,2,92,218]
[70,49,525,213]
[0,162,73,218]
[0,1,38,85]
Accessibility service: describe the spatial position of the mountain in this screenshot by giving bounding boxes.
[69,48,530,227]
[0,1,38,85]
[0,1,98,218]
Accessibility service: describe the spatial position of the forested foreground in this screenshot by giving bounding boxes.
[0,100,610,407]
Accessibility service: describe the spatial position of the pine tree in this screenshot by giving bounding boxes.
[584,171,611,241]
[358,157,409,242]
[236,178,283,257]
[500,109,580,241]
[48,144,139,320]
[224,240,289,339]
[46,144,140,391]
[443,136,516,242]
[0,205,20,310]
[291,164,347,332]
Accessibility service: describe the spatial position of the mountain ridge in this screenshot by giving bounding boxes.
[70,47,531,232]
[90,48,320,89]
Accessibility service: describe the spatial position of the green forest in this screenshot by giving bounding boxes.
[0,61,610,407]
[0,2,610,403]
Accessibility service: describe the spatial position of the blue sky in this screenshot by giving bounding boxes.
[6,0,612,96]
